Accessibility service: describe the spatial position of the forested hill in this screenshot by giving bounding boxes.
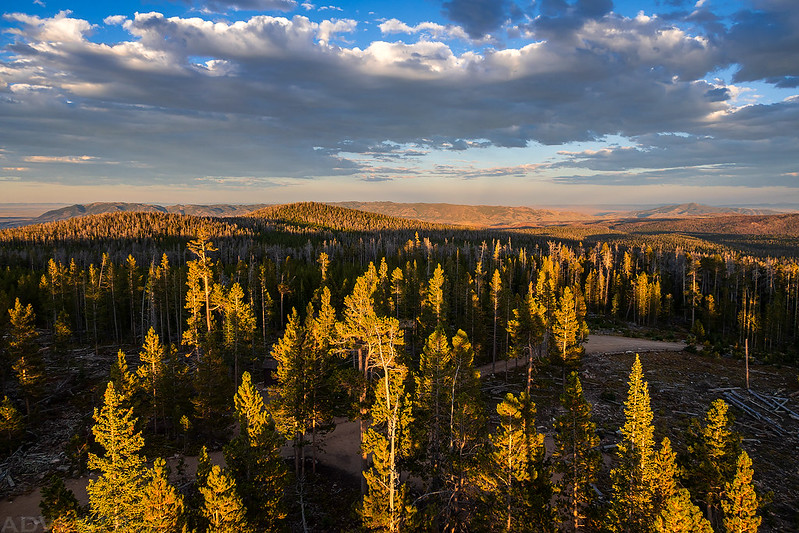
[247,201,457,232]
[33,202,269,223]
[624,202,779,218]
[609,213,799,236]
[333,201,593,227]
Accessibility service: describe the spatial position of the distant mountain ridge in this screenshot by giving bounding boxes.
[332,201,594,227]
[623,202,778,218]
[14,200,788,230]
[33,202,270,223]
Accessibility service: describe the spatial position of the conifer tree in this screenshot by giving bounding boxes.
[6,299,43,416]
[219,282,256,384]
[490,268,502,373]
[685,398,741,526]
[653,488,713,533]
[608,354,656,532]
[483,391,549,532]
[551,287,586,381]
[651,437,680,518]
[361,364,415,532]
[54,310,72,354]
[225,371,287,530]
[191,347,233,438]
[440,330,486,530]
[141,458,184,533]
[110,350,138,406]
[187,230,217,336]
[40,475,80,526]
[554,372,600,531]
[201,465,251,533]
[508,282,546,394]
[421,264,446,333]
[722,451,761,533]
[138,327,166,432]
[272,308,308,473]
[415,327,453,497]
[86,381,147,532]
[0,396,23,450]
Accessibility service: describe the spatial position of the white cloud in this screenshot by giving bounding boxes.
[378,18,470,41]
[103,15,127,26]
[4,10,94,43]
[24,155,97,163]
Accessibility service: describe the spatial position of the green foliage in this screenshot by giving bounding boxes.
[722,451,761,533]
[225,371,288,530]
[6,298,43,415]
[0,396,23,451]
[86,382,148,532]
[653,488,713,533]
[201,465,251,533]
[684,398,742,526]
[40,475,81,524]
[607,354,656,532]
[482,391,551,533]
[554,372,600,531]
[141,458,184,533]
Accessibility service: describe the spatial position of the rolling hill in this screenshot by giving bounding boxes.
[32,202,269,224]
[332,201,594,227]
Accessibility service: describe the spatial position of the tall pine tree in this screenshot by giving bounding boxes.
[86,382,147,532]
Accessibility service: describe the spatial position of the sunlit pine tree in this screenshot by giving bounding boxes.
[141,458,185,533]
[722,451,761,533]
[554,372,600,532]
[86,382,147,532]
[201,465,251,533]
[225,371,288,530]
[653,488,713,533]
[607,354,656,533]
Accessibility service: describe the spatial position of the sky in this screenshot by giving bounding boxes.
[0,0,797,207]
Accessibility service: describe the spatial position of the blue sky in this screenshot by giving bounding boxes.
[0,0,797,206]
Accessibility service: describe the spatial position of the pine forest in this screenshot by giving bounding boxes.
[1,202,797,532]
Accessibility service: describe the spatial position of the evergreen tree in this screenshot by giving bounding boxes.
[138,327,166,433]
[6,299,43,416]
[40,475,80,526]
[722,451,761,533]
[651,437,680,518]
[421,264,446,333]
[608,354,656,533]
[554,372,600,531]
[440,330,486,530]
[0,396,23,450]
[219,282,257,384]
[508,282,546,394]
[361,364,415,532]
[685,398,741,526]
[191,347,233,438]
[86,382,147,532]
[414,327,453,498]
[225,371,288,530]
[483,391,550,532]
[201,465,251,533]
[141,458,184,533]
[653,488,713,533]
[550,287,586,380]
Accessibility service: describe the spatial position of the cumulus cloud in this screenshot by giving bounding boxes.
[0,4,796,192]
[724,0,799,87]
[440,0,517,39]
[379,18,470,41]
[189,0,297,13]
